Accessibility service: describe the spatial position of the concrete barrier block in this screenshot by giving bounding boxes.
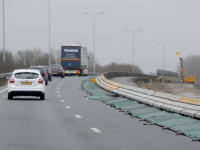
[146,100,157,106]
[194,112,200,118]
[152,102,163,108]
[159,103,171,110]
[180,109,200,117]
[179,97,200,106]
[169,106,185,113]
[153,92,181,101]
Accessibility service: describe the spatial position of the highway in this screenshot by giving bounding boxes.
[0,76,199,150]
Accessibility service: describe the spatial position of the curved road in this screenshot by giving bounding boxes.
[0,76,199,150]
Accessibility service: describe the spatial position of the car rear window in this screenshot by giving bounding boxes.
[14,72,39,79]
[44,67,49,71]
[50,65,61,69]
[30,67,44,73]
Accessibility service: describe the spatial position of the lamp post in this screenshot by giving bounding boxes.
[3,0,5,63]
[126,29,141,73]
[84,12,104,73]
[48,0,51,66]
[116,59,122,72]
[157,43,170,77]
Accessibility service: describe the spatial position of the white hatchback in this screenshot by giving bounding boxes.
[8,69,45,100]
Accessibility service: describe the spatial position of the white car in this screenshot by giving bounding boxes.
[83,69,88,76]
[8,69,45,100]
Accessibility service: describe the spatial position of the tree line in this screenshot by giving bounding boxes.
[0,49,143,74]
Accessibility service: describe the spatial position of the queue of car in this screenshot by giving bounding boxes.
[7,64,65,100]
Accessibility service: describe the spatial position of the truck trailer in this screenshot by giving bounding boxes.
[61,44,89,76]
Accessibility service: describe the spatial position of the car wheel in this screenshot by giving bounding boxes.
[40,93,45,100]
[45,81,48,85]
[8,93,13,100]
[61,74,64,78]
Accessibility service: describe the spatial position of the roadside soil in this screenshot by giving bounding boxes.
[133,77,200,98]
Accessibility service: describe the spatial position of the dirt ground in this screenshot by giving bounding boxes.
[134,77,200,99]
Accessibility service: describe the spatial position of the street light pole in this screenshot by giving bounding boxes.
[3,0,5,63]
[84,12,104,73]
[48,0,51,66]
[157,43,170,77]
[126,29,141,73]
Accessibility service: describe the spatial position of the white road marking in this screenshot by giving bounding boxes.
[60,83,62,84]
[75,115,82,118]
[91,128,101,133]
[57,88,59,90]
[58,95,61,97]
[56,91,59,93]
[65,106,71,109]
[58,86,60,87]
[60,100,64,102]
[0,88,8,94]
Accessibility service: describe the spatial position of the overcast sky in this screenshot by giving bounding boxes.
[0,0,200,74]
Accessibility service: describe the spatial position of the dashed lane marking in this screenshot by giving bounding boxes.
[0,88,8,94]
[75,115,82,118]
[58,95,61,97]
[60,100,64,102]
[60,83,62,84]
[57,91,59,93]
[91,128,101,133]
[65,106,71,109]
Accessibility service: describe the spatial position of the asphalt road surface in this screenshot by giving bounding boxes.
[0,76,199,150]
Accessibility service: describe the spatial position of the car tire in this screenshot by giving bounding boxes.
[40,93,45,100]
[61,74,64,78]
[8,93,13,100]
[45,81,48,85]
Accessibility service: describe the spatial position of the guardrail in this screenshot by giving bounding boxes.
[0,72,12,79]
[96,72,200,119]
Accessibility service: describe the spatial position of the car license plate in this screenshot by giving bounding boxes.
[53,72,57,74]
[22,82,32,85]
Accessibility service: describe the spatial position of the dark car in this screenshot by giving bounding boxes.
[40,66,52,81]
[29,66,48,85]
[49,64,65,78]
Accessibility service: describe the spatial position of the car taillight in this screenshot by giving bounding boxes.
[10,77,15,83]
[44,73,46,76]
[38,78,43,84]
[77,70,80,73]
